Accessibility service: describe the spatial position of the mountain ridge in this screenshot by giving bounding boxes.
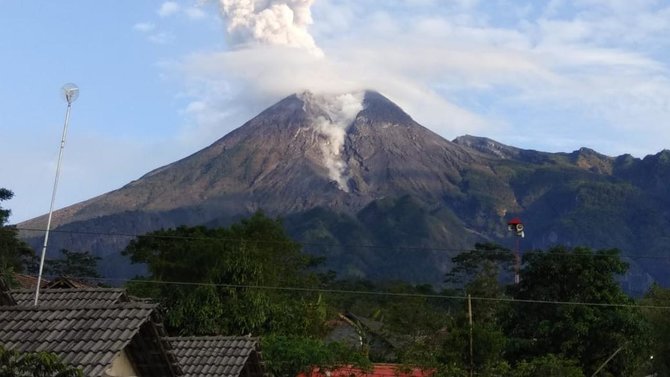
[18,90,670,291]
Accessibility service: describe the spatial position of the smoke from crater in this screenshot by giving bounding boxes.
[218,0,322,55]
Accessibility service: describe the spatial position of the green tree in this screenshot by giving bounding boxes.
[0,188,33,277]
[0,345,82,377]
[639,283,670,376]
[123,212,325,336]
[512,354,584,377]
[445,243,514,287]
[505,246,649,376]
[261,335,370,377]
[445,243,514,325]
[439,322,509,375]
[439,243,513,374]
[44,249,100,280]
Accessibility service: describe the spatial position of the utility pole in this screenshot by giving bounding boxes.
[468,294,474,377]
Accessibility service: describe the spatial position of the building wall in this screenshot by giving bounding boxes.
[106,349,140,377]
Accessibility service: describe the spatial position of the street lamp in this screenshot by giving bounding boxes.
[33,83,79,305]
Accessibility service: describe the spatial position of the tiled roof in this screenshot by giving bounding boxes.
[44,276,97,289]
[11,288,128,307]
[12,273,45,289]
[0,302,177,377]
[167,336,262,377]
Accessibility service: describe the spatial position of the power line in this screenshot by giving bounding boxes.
[27,274,670,310]
[15,226,670,260]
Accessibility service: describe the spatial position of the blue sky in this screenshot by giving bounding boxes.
[2,0,670,223]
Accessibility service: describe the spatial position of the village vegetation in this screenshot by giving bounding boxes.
[2,188,670,376]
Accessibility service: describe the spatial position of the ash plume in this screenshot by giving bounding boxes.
[218,0,321,55]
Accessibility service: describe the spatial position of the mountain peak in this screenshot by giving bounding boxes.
[298,91,366,125]
[359,90,415,125]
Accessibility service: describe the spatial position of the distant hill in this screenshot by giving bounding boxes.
[19,91,669,292]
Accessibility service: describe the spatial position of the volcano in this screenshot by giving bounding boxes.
[19,91,670,290]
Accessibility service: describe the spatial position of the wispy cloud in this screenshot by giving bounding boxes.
[133,22,155,32]
[158,1,181,17]
[147,32,174,45]
[185,6,207,20]
[165,0,670,156]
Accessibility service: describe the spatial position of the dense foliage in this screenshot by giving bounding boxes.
[123,212,325,336]
[504,247,648,376]
[0,345,82,377]
[121,212,668,376]
[44,249,101,280]
[261,335,371,377]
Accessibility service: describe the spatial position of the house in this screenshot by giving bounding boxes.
[300,363,434,377]
[44,275,98,289]
[166,336,265,377]
[0,302,182,376]
[0,284,266,377]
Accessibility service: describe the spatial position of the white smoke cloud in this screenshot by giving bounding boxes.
[300,91,364,191]
[218,0,322,55]
[174,0,670,161]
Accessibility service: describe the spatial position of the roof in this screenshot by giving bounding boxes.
[302,364,434,377]
[12,273,46,289]
[0,302,181,377]
[11,288,128,307]
[0,277,15,306]
[167,336,264,377]
[44,276,97,289]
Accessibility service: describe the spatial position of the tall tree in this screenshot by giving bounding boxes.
[0,188,33,277]
[504,246,649,376]
[44,249,100,279]
[123,212,325,336]
[439,243,513,374]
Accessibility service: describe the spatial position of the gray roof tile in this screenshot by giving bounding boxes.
[167,336,262,377]
[10,288,128,307]
[0,303,156,376]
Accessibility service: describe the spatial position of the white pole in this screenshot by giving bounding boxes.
[34,84,78,305]
[468,294,474,377]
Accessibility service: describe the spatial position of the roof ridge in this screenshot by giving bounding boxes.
[166,335,258,340]
[0,302,157,311]
[10,287,125,292]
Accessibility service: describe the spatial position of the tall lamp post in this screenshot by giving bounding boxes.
[34,83,79,306]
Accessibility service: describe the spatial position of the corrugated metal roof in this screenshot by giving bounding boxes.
[11,288,128,307]
[0,303,156,376]
[167,336,260,377]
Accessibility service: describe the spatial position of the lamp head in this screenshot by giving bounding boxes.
[61,83,79,104]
